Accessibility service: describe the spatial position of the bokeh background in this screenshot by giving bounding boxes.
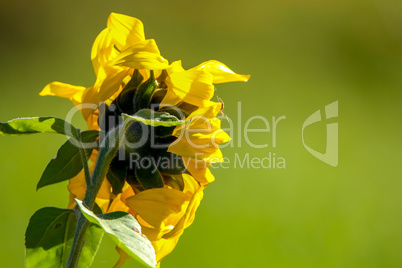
[1,0,401,267]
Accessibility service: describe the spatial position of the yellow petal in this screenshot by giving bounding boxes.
[114,39,169,70]
[138,176,202,263]
[92,13,146,75]
[67,172,86,209]
[192,60,250,84]
[107,13,145,51]
[168,138,226,162]
[125,188,189,229]
[181,173,200,196]
[40,82,85,105]
[91,28,114,76]
[165,69,215,108]
[113,246,130,268]
[93,67,129,103]
[162,184,204,239]
[159,90,184,108]
[85,113,100,131]
[81,67,130,119]
[168,105,231,162]
[174,105,230,143]
[183,157,215,185]
[150,234,181,264]
[98,176,114,200]
[187,102,222,118]
[167,60,185,74]
[102,185,133,214]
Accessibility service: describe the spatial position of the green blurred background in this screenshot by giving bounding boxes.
[1,0,401,267]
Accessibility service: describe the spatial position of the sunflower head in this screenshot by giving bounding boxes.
[40,12,249,266]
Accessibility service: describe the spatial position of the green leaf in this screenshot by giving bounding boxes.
[133,70,157,112]
[75,199,157,268]
[0,117,79,139]
[115,69,144,115]
[158,106,185,120]
[37,130,99,190]
[25,207,103,268]
[126,168,146,192]
[107,156,128,195]
[135,156,164,189]
[153,150,187,175]
[123,109,188,127]
[80,130,100,145]
[37,140,83,190]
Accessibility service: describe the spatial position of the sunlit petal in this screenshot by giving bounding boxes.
[40,82,85,105]
[165,69,215,108]
[192,60,250,83]
[114,39,169,70]
[107,12,145,51]
[125,188,189,229]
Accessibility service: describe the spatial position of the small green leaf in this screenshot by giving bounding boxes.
[135,156,164,189]
[153,150,187,175]
[150,89,167,107]
[115,69,144,115]
[107,156,128,195]
[133,70,157,112]
[25,207,103,268]
[37,130,99,190]
[0,117,79,139]
[75,199,157,268]
[123,109,188,127]
[126,168,146,192]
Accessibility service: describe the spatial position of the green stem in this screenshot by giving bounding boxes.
[83,126,125,209]
[66,124,127,268]
[66,213,90,268]
[78,145,91,187]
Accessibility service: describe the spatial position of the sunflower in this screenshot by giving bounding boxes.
[40,12,249,266]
